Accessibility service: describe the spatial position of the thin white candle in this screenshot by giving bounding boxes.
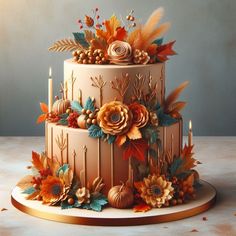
[48,67,53,113]
[188,120,193,147]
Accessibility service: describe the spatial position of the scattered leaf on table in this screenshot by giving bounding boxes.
[1,208,7,212]
[133,203,152,212]
[190,229,199,232]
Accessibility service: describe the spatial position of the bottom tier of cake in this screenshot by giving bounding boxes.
[45,120,183,194]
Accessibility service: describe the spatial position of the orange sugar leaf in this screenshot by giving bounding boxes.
[32,151,44,171]
[133,203,152,213]
[36,114,47,124]
[40,102,48,113]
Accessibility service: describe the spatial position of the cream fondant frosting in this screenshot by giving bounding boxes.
[44,61,182,194]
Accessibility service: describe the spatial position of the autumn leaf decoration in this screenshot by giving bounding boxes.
[170,144,198,177]
[36,103,48,124]
[163,81,189,118]
[123,139,149,162]
[96,15,127,44]
[128,7,170,51]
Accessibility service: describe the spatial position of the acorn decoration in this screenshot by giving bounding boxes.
[52,99,70,115]
[108,183,134,209]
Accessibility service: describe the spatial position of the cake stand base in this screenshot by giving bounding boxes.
[11,180,216,226]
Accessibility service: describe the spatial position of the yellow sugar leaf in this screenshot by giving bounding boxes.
[127,125,142,140]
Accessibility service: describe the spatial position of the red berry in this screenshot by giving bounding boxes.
[80,25,83,29]
[95,7,98,11]
[96,15,100,19]
[77,19,81,23]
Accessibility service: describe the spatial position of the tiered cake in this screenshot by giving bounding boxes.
[13,8,212,220]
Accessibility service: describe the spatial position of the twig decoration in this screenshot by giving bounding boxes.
[55,130,67,164]
[133,73,146,101]
[69,71,76,100]
[90,75,106,107]
[110,73,130,102]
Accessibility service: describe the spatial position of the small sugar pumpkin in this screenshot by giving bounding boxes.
[108,183,134,209]
[77,114,87,129]
[52,99,70,115]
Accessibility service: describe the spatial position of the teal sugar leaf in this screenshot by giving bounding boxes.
[170,157,183,177]
[61,199,81,210]
[93,194,108,206]
[73,32,89,48]
[59,113,69,119]
[88,125,105,138]
[71,101,83,114]
[90,201,102,212]
[156,107,177,126]
[152,38,164,46]
[84,97,95,112]
[82,203,91,210]
[56,164,69,176]
[61,201,74,210]
[107,134,116,144]
[22,186,36,195]
[58,113,69,126]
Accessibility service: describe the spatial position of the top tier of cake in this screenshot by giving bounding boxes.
[64,60,165,106]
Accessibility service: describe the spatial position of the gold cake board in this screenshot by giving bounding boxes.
[11,180,216,226]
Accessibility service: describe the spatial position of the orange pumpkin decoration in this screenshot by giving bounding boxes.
[52,99,70,115]
[108,183,134,209]
[77,115,87,129]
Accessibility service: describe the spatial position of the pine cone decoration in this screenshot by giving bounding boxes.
[133,49,150,65]
[72,47,108,64]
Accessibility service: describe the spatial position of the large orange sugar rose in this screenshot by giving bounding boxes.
[97,101,133,135]
[129,102,149,128]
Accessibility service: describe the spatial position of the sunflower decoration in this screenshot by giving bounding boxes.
[134,174,174,208]
[40,165,73,205]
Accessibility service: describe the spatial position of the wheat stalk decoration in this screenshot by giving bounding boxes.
[48,39,82,52]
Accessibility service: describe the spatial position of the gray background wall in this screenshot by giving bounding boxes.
[0,0,235,136]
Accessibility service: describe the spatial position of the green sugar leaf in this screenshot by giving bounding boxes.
[71,101,83,113]
[84,97,95,112]
[73,32,89,48]
[22,186,36,195]
[107,134,116,144]
[88,125,105,138]
[153,38,164,46]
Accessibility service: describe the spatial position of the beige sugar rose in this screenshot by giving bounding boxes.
[97,101,133,135]
[107,40,133,65]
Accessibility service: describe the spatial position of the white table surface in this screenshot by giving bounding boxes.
[0,137,235,236]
